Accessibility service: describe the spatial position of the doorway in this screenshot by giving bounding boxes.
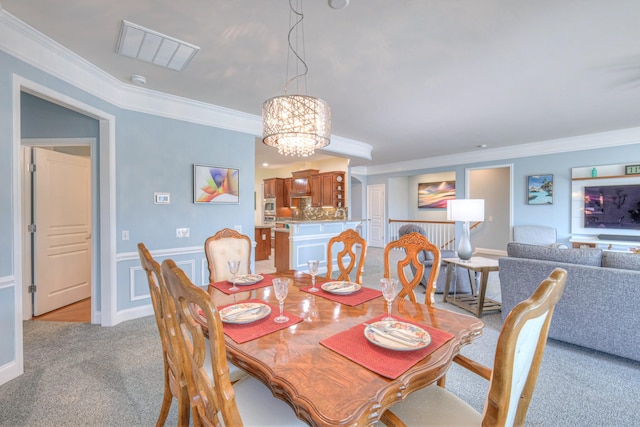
[21,142,94,322]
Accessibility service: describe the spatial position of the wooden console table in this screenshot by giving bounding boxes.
[442,256,501,318]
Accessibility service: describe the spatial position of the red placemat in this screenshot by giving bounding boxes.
[320,315,454,379]
[209,274,275,295]
[219,299,303,344]
[300,285,382,306]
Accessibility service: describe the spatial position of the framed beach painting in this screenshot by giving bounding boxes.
[418,180,456,209]
[527,174,553,205]
[193,164,239,204]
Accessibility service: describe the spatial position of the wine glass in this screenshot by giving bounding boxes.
[272,278,290,323]
[307,259,319,292]
[380,278,399,321]
[227,259,240,292]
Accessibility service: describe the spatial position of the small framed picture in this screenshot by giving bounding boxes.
[418,181,456,209]
[193,164,239,204]
[154,192,170,204]
[527,174,553,205]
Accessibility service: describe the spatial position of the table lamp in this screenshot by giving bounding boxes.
[447,199,485,261]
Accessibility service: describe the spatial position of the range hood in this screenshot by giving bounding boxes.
[290,169,319,197]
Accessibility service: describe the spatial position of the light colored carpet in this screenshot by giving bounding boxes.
[1,247,638,426]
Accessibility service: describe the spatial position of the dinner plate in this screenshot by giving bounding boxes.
[364,321,431,351]
[219,302,271,324]
[228,274,264,286]
[321,281,362,295]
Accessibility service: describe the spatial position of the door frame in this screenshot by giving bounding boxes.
[21,139,95,321]
[6,75,116,385]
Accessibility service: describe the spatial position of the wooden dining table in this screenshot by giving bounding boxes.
[208,270,484,427]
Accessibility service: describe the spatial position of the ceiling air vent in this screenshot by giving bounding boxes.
[116,20,200,71]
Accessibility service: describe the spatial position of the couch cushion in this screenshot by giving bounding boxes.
[602,251,640,271]
[506,242,602,266]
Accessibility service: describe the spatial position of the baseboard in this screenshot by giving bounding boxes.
[111,304,154,326]
[0,360,23,386]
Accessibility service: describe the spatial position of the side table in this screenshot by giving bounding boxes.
[442,256,501,318]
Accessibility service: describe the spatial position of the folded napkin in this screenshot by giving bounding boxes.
[301,285,382,307]
[320,314,454,379]
[209,274,275,295]
[219,299,303,344]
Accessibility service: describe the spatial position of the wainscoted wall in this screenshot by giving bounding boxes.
[0,275,19,384]
[114,246,256,324]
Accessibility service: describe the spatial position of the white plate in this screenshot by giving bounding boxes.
[228,274,264,286]
[364,321,431,351]
[321,281,362,295]
[220,302,271,324]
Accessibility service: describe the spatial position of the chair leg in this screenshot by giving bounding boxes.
[176,387,190,427]
[156,362,173,427]
[380,409,408,427]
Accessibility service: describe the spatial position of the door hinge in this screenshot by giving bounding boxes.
[28,224,36,233]
[28,284,36,293]
[29,163,36,173]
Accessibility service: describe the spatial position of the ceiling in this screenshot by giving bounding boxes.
[3,0,640,170]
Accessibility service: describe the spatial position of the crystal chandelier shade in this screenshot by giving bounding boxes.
[262,95,331,157]
[261,0,331,157]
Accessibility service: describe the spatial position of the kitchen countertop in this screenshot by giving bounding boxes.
[275,218,364,224]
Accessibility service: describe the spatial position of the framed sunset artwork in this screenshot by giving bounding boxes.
[418,181,456,209]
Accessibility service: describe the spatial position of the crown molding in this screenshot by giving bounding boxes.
[355,127,640,176]
[0,8,372,160]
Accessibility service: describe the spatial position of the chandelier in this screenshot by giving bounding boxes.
[262,0,331,157]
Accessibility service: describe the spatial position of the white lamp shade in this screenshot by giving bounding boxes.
[447,199,485,222]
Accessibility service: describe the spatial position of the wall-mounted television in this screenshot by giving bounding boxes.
[584,184,640,230]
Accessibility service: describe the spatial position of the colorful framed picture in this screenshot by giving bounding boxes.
[418,181,456,209]
[527,174,553,205]
[193,164,239,204]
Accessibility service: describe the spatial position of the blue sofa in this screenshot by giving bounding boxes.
[499,243,640,361]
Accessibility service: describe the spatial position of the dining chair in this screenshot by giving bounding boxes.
[326,228,368,284]
[160,259,306,426]
[204,227,252,283]
[137,243,190,426]
[378,267,568,427]
[384,231,441,305]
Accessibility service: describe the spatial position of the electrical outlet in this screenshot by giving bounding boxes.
[234,225,242,233]
[122,230,129,241]
[176,228,190,238]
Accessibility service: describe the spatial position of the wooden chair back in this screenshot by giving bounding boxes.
[384,231,441,305]
[483,267,567,426]
[326,229,367,284]
[137,243,189,425]
[204,228,252,283]
[161,258,243,426]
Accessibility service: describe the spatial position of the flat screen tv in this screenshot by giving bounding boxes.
[584,184,640,230]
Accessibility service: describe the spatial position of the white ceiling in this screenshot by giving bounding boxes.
[3,0,640,170]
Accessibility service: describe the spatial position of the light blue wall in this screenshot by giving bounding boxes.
[366,144,640,246]
[0,46,256,377]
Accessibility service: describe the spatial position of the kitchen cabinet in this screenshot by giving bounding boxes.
[274,229,290,273]
[255,227,271,261]
[314,172,345,207]
[310,175,322,206]
[283,178,291,207]
[263,178,285,205]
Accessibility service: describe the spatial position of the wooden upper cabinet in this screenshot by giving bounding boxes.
[321,173,334,206]
[283,178,291,207]
[264,178,277,198]
[310,175,322,206]
[263,178,285,205]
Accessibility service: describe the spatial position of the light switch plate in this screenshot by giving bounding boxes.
[176,228,190,238]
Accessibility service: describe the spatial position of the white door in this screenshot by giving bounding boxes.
[32,147,91,316]
[367,184,385,247]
